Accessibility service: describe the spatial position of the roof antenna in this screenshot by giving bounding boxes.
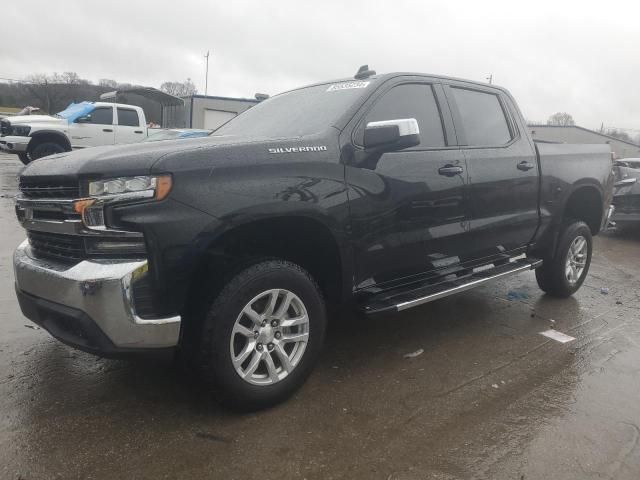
[354,65,376,80]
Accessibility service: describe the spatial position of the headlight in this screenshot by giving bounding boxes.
[76,175,172,229]
[88,175,172,200]
[10,125,31,136]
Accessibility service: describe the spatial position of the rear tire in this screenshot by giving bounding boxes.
[30,141,65,160]
[18,152,31,165]
[195,259,326,411]
[535,220,592,298]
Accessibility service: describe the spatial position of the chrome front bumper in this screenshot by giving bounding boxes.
[0,135,30,153]
[14,240,180,351]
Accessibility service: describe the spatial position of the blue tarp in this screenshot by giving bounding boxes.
[55,102,95,123]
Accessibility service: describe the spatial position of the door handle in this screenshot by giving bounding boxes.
[438,165,464,177]
[102,128,113,132]
[134,130,143,134]
[517,161,535,171]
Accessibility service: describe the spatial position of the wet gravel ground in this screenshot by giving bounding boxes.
[1,152,639,479]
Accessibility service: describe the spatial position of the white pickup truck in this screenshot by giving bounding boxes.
[0,101,148,164]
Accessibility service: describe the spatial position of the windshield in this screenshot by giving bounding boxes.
[55,102,95,121]
[215,81,373,137]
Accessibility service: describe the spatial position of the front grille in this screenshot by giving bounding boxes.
[19,178,80,199]
[26,231,147,263]
[27,231,86,262]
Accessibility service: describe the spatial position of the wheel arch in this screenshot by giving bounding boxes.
[28,130,72,153]
[181,213,351,324]
[562,183,603,234]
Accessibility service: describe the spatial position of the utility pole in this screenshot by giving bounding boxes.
[486,74,493,84]
[204,50,210,96]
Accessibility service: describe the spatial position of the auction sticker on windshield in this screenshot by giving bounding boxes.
[326,81,370,92]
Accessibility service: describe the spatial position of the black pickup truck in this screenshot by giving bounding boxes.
[13,68,614,410]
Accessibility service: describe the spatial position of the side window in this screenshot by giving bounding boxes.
[117,108,140,127]
[451,88,512,146]
[87,107,113,125]
[359,84,446,148]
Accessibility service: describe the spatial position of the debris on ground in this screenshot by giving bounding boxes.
[507,290,529,301]
[23,324,40,330]
[195,432,231,443]
[549,318,556,325]
[404,349,424,359]
[600,287,609,295]
[616,300,623,305]
[540,329,576,344]
[491,384,499,389]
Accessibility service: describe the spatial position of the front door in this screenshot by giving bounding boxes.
[69,106,115,148]
[345,81,470,290]
[445,84,539,261]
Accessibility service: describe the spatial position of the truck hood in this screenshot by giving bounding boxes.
[20,132,331,181]
[6,115,67,126]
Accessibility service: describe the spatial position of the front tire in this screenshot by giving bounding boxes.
[535,220,592,297]
[196,260,326,411]
[30,141,65,160]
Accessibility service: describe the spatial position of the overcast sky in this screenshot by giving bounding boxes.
[2,0,638,131]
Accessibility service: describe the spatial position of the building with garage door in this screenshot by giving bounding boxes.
[100,87,260,131]
[528,124,640,159]
[164,95,259,130]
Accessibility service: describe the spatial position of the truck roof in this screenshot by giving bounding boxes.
[284,72,509,96]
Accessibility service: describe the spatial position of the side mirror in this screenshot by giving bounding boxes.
[75,115,92,123]
[363,118,420,151]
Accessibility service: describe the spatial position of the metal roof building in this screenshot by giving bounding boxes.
[528,125,640,159]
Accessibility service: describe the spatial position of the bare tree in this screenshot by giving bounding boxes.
[160,78,197,97]
[547,112,575,126]
[605,129,634,143]
[25,74,64,113]
[23,72,94,113]
[98,78,118,88]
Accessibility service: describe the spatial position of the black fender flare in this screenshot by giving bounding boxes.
[28,130,72,153]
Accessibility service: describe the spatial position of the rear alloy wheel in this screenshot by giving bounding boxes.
[564,235,588,286]
[196,260,326,411]
[536,220,592,297]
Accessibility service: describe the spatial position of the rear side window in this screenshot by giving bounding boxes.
[359,84,446,148]
[117,108,140,127]
[87,107,113,125]
[451,88,512,146]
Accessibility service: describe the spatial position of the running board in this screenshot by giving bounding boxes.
[360,258,542,315]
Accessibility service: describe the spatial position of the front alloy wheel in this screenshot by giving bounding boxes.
[195,259,326,411]
[231,289,310,385]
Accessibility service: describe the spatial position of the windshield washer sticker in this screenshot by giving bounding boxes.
[326,81,370,92]
[269,146,328,154]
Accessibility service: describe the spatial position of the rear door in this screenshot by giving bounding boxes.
[345,80,470,290]
[69,106,115,147]
[115,107,146,144]
[445,83,539,261]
